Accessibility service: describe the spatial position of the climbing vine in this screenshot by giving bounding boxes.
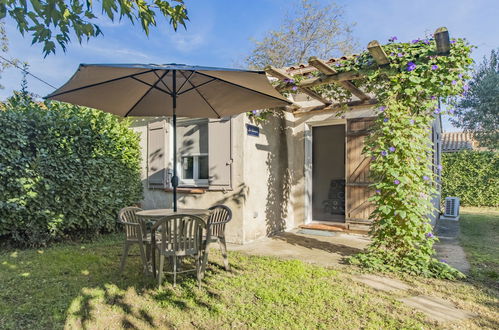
[283,35,473,279]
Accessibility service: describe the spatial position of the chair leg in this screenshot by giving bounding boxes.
[138,243,148,274]
[196,253,202,289]
[219,236,231,271]
[119,242,131,274]
[200,242,211,279]
[173,256,177,287]
[158,254,165,288]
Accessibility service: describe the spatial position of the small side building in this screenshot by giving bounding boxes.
[130,59,443,244]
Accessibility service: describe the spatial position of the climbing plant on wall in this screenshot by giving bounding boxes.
[280,34,473,279]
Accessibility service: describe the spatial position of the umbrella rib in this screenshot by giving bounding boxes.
[131,76,172,96]
[177,77,217,96]
[195,71,291,104]
[177,71,195,94]
[179,71,221,118]
[153,70,173,94]
[124,70,170,117]
[45,69,159,99]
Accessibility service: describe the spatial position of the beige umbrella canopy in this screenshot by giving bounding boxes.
[46,63,291,210]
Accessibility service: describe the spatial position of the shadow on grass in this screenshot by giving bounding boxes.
[0,237,239,329]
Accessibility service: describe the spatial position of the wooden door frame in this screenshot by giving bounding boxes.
[304,118,347,224]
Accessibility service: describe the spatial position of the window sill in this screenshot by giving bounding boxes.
[163,187,206,194]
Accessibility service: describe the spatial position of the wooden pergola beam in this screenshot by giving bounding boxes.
[265,65,332,105]
[434,27,450,55]
[293,98,378,116]
[308,57,371,101]
[367,40,390,66]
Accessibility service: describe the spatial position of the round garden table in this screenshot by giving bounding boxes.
[136,208,210,219]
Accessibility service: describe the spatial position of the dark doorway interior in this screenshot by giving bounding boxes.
[312,124,346,222]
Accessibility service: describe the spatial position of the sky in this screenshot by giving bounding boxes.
[1,0,497,131]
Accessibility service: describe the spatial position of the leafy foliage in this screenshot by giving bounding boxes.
[283,34,473,278]
[0,94,143,247]
[452,49,499,150]
[245,0,356,70]
[442,151,498,207]
[0,0,189,56]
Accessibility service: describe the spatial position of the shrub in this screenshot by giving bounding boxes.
[0,94,143,247]
[442,151,498,207]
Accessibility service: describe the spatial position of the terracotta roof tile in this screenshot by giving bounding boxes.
[442,132,476,152]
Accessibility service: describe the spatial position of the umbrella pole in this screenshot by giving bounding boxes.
[172,70,178,212]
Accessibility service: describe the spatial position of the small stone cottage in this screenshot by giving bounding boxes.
[131,57,443,245]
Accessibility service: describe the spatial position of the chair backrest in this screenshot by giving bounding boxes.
[152,214,206,255]
[118,207,144,240]
[207,205,232,237]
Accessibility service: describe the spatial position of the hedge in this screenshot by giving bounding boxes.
[0,94,143,247]
[441,151,498,207]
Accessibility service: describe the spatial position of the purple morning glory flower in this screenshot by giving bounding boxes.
[426,233,434,238]
[458,73,463,79]
[423,39,431,45]
[397,53,404,57]
[394,179,400,185]
[438,164,443,170]
[434,108,441,114]
[390,52,395,56]
[376,189,381,194]
[409,119,415,125]
[381,150,388,156]
[379,106,386,112]
[431,96,437,100]
[383,118,389,123]
[252,110,258,115]
[451,80,457,85]
[440,259,447,263]
[335,62,342,67]
[291,86,298,91]
[389,146,396,152]
[449,108,455,115]
[423,175,430,181]
[389,36,397,42]
[411,39,420,44]
[407,62,417,71]
[463,84,469,91]
[431,65,438,70]
[450,40,456,44]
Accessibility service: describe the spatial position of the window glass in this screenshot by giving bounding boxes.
[198,155,209,179]
[182,156,194,179]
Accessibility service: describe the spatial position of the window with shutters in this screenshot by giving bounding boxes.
[177,119,209,186]
[175,117,232,190]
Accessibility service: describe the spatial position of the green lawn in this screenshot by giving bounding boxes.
[459,207,499,289]
[0,208,498,329]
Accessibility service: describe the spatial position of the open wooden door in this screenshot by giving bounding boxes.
[346,118,376,231]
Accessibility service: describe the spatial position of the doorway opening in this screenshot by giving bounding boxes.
[312,124,346,222]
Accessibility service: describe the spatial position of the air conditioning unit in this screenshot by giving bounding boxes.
[440,197,460,221]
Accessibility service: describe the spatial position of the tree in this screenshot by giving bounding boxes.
[452,49,499,150]
[245,0,356,69]
[0,0,189,56]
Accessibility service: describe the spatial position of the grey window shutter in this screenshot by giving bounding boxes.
[147,120,168,188]
[208,117,232,190]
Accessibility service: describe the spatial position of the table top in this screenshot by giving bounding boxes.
[136,208,210,218]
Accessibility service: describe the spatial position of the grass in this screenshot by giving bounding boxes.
[0,208,498,329]
[459,207,499,288]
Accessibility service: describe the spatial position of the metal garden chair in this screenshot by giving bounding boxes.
[202,205,233,273]
[151,214,208,288]
[118,206,151,274]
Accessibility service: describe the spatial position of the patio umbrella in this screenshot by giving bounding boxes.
[45,63,290,211]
